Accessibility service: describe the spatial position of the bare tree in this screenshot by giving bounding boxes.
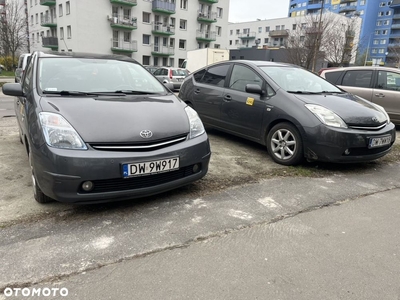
[0,0,28,67]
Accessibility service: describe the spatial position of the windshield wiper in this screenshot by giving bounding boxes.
[114,90,158,95]
[320,91,345,94]
[42,90,111,96]
[286,91,320,94]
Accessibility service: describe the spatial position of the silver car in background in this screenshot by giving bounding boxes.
[153,67,188,91]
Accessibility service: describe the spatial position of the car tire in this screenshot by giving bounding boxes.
[29,152,53,204]
[266,123,304,166]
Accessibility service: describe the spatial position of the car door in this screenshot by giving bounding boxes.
[336,69,374,101]
[220,63,267,140]
[153,68,163,83]
[191,63,231,127]
[371,69,400,124]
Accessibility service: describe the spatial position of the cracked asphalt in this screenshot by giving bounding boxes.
[1,83,400,298]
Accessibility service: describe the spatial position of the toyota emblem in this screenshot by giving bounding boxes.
[140,130,153,139]
[372,117,379,122]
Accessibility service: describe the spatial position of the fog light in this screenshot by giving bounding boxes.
[82,181,94,192]
[344,149,351,155]
[192,164,200,173]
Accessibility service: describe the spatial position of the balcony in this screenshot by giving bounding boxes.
[151,22,175,36]
[305,27,322,34]
[41,16,57,27]
[42,36,58,50]
[238,32,256,39]
[109,0,137,6]
[308,0,322,10]
[0,0,5,5]
[340,0,353,3]
[152,0,176,15]
[151,45,174,56]
[391,23,400,29]
[269,30,289,37]
[196,30,216,42]
[197,10,217,23]
[339,5,357,13]
[109,15,137,30]
[198,0,218,3]
[390,33,400,38]
[393,14,400,19]
[40,0,56,6]
[111,40,137,53]
[390,0,400,8]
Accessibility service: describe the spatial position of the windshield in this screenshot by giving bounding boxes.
[259,66,342,94]
[38,57,166,94]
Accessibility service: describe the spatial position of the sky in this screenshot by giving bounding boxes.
[228,0,291,23]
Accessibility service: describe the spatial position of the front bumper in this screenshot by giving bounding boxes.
[302,122,396,163]
[32,133,211,204]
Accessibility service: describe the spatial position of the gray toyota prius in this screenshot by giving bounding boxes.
[2,52,210,204]
[178,60,396,166]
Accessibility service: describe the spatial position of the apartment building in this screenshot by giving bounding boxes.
[27,0,229,68]
[288,0,400,66]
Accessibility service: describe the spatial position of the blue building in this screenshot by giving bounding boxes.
[288,0,400,66]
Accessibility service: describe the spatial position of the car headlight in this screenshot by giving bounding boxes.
[373,103,390,124]
[39,112,87,150]
[185,106,205,139]
[305,104,348,128]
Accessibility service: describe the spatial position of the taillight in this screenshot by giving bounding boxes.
[169,69,172,80]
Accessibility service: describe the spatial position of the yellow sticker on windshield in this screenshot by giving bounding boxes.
[246,97,254,106]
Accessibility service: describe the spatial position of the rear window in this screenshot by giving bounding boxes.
[172,69,187,76]
[341,70,373,88]
[324,71,344,85]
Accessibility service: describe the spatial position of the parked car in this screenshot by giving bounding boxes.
[179,60,396,166]
[15,53,31,83]
[319,66,400,125]
[153,67,188,90]
[144,65,158,74]
[2,51,210,204]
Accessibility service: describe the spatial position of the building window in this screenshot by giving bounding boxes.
[372,49,378,53]
[143,12,150,23]
[169,38,175,48]
[216,26,221,36]
[264,38,269,43]
[59,4,63,17]
[235,40,239,45]
[36,32,39,42]
[30,15,33,25]
[265,26,270,32]
[124,32,131,42]
[379,49,385,53]
[217,7,222,18]
[179,39,186,49]
[66,1,70,15]
[229,40,232,45]
[180,0,187,10]
[143,34,150,45]
[230,30,233,35]
[179,19,187,30]
[292,24,296,30]
[360,0,365,4]
[214,44,220,49]
[258,27,262,33]
[380,39,386,44]
[60,27,64,39]
[236,29,240,34]
[67,26,71,38]
[35,13,38,24]
[143,56,150,66]
[382,30,388,35]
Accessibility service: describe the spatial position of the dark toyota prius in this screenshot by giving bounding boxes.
[2,52,210,204]
[179,60,396,166]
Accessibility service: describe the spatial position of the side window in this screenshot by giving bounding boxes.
[341,70,372,88]
[193,69,206,82]
[324,71,343,84]
[229,65,263,93]
[377,71,400,91]
[22,56,34,92]
[198,64,230,87]
[154,69,161,75]
[162,69,168,76]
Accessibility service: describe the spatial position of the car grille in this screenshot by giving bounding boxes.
[79,164,200,194]
[89,134,188,152]
[348,123,387,131]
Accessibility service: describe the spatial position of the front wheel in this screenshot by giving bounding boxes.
[29,152,54,204]
[266,123,304,166]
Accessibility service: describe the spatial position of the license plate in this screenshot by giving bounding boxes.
[368,135,392,148]
[122,157,179,178]
[178,78,183,82]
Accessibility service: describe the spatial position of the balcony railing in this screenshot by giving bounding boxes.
[152,0,176,14]
[151,45,174,56]
[196,30,217,42]
[151,22,175,35]
[269,30,289,37]
[340,0,353,3]
[393,14,400,19]
[339,5,357,13]
[109,0,137,6]
[41,16,57,27]
[238,32,256,39]
[391,24,400,29]
[40,0,56,6]
[197,10,217,22]
[109,15,137,30]
[42,36,58,49]
[111,40,137,53]
[198,0,218,3]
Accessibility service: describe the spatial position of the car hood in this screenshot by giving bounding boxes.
[39,94,190,143]
[293,93,388,126]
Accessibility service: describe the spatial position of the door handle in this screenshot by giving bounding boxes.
[194,89,201,94]
[223,95,232,101]
[375,93,385,98]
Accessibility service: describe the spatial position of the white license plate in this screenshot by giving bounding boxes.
[122,157,179,178]
[368,135,392,148]
[178,78,183,82]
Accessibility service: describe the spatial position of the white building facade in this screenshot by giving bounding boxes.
[27,0,229,67]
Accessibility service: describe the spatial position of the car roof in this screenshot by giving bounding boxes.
[210,60,299,69]
[34,51,139,64]
[321,66,399,73]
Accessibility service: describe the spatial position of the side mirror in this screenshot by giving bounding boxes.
[163,82,174,91]
[245,84,263,95]
[2,83,24,97]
